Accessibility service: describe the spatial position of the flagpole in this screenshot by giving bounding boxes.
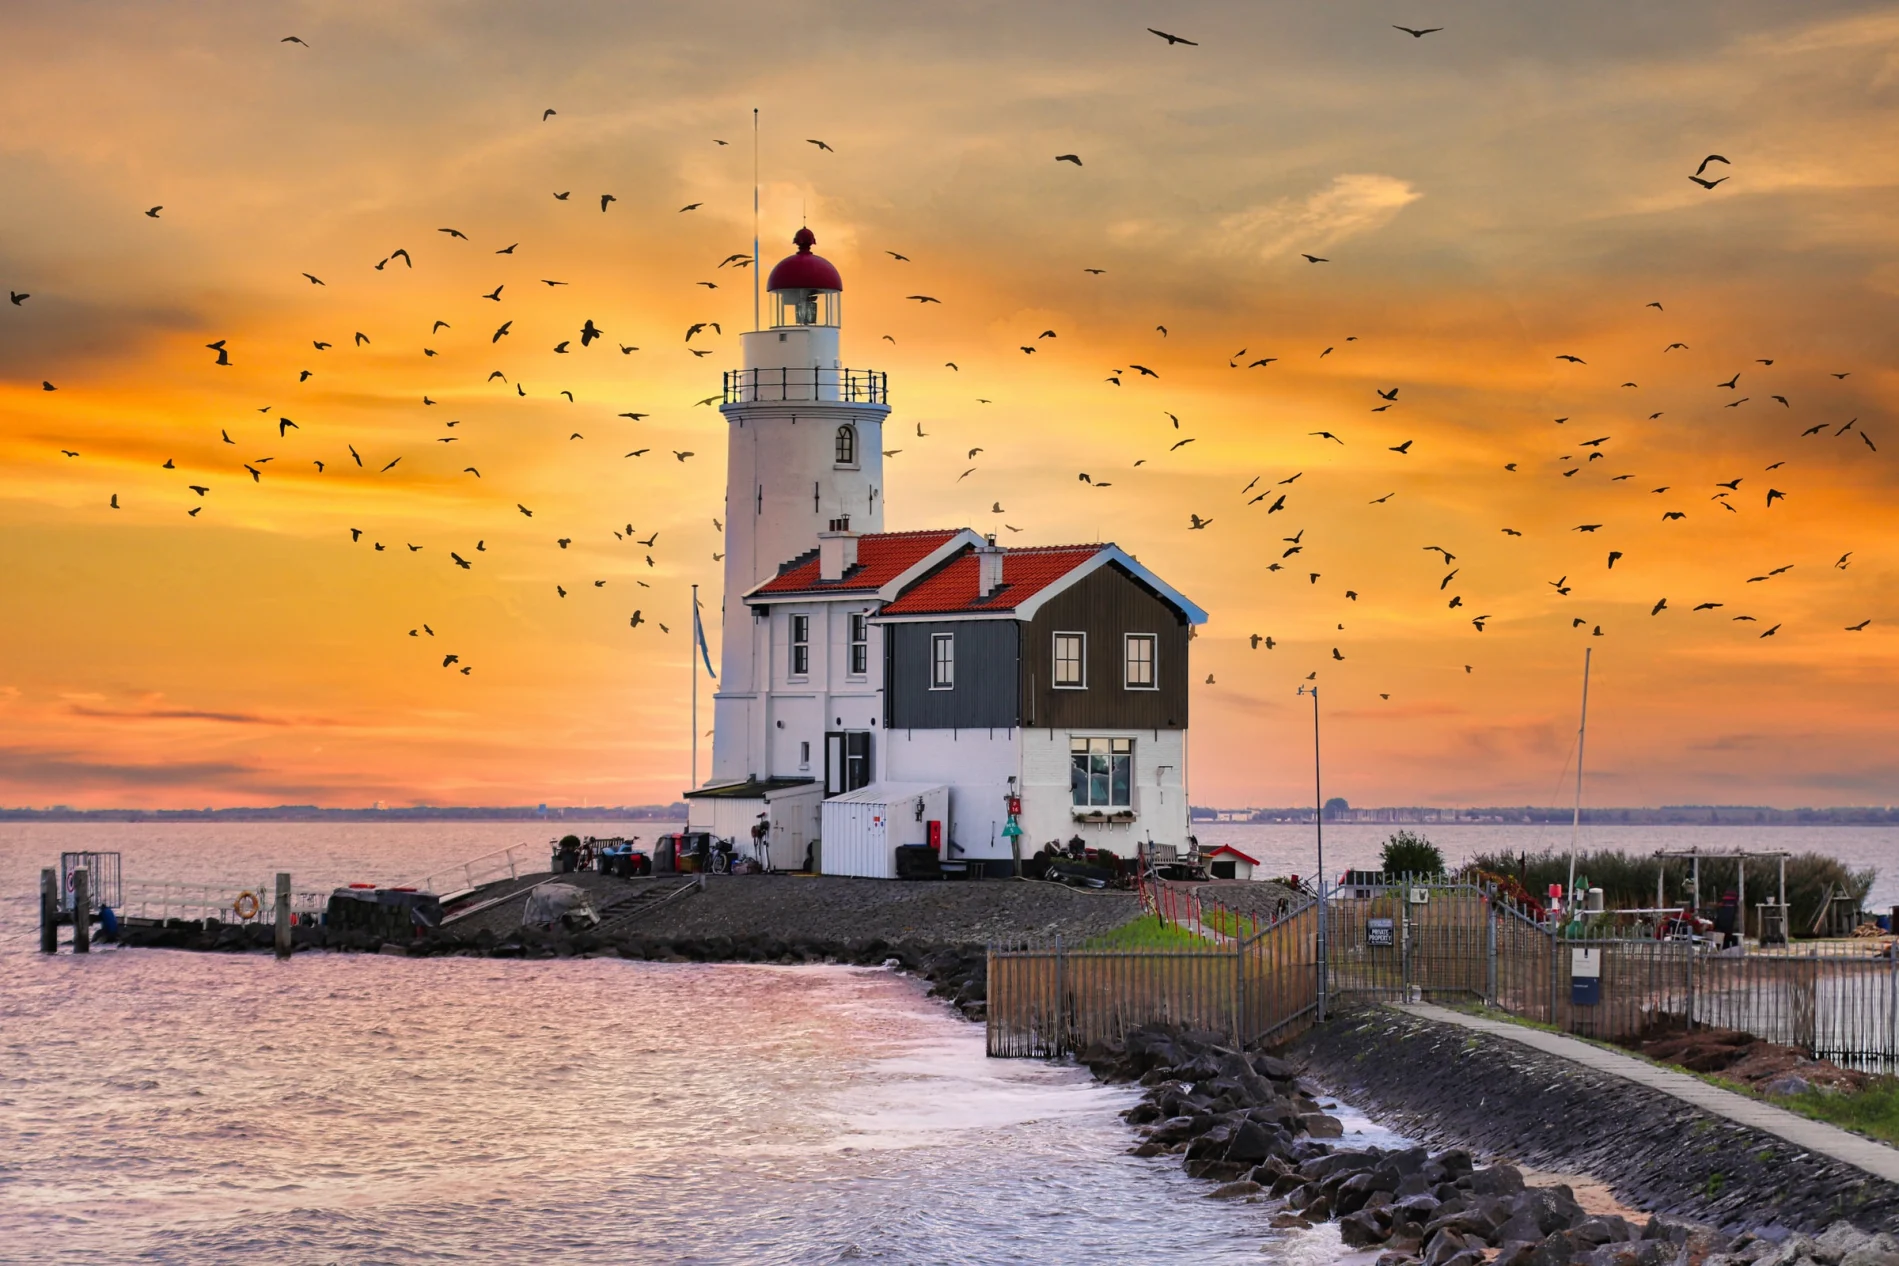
[691,583,699,791]
[752,107,761,332]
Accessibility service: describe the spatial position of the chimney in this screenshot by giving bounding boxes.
[818,516,858,581]
[977,533,1006,597]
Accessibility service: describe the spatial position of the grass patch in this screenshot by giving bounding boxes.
[1778,1080,1899,1147]
[1202,906,1266,941]
[1084,917,1216,951]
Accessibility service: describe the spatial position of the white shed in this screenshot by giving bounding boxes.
[819,782,951,879]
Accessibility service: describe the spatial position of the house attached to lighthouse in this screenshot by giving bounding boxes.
[685,228,1207,876]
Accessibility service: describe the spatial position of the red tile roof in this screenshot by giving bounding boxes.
[878,544,1105,616]
[751,529,964,596]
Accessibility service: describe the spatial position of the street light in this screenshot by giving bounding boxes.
[1297,681,1327,1022]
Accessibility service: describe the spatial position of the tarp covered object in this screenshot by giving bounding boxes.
[522,882,599,929]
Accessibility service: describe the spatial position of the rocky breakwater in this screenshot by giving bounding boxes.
[1293,1008,1899,1234]
[1084,1024,1899,1266]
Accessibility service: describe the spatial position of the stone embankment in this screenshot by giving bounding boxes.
[1290,1007,1899,1236]
[1094,1022,1899,1266]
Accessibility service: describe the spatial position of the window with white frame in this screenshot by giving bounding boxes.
[835,424,857,466]
[790,614,810,676]
[930,632,954,690]
[1070,737,1133,808]
[1124,634,1156,689]
[1053,632,1086,688]
[849,612,869,675]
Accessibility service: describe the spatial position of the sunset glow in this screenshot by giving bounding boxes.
[4,3,1897,807]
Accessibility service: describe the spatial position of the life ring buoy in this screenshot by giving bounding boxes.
[233,891,261,921]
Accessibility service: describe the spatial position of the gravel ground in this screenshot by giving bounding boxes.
[441,871,1141,946]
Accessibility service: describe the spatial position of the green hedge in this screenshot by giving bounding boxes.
[1465,848,1875,937]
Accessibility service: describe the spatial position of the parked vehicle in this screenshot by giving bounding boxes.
[653,832,720,875]
[596,838,651,878]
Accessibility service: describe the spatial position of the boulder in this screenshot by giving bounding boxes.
[1572,1216,1640,1248]
[1465,1165,1527,1198]
[1271,1212,1313,1230]
[1225,1120,1281,1164]
[1301,1112,1345,1137]
[1508,1186,1585,1238]
[1206,1179,1261,1200]
[1341,1209,1396,1248]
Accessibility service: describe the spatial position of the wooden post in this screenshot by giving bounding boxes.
[275,872,292,958]
[40,867,58,954]
[72,867,90,953]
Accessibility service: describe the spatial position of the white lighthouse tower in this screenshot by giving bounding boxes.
[705,228,890,788]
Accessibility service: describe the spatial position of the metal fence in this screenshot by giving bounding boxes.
[986,897,1320,1058]
[987,879,1899,1070]
[721,366,889,405]
[119,879,327,926]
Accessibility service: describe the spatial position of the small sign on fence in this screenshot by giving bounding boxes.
[1367,917,1395,948]
[1570,946,1602,1006]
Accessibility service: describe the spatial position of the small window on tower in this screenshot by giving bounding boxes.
[849,613,869,675]
[835,424,857,467]
[790,614,810,677]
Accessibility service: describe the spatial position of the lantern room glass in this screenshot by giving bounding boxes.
[771,288,840,328]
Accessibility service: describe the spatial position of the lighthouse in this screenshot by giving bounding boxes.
[688,226,1206,877]
[706,228,891,790]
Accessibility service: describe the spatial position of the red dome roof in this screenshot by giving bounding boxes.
[766,227,843,292]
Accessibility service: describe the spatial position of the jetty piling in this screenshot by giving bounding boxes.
[39,867,57,954]
[72,868,90,953]
[274,873,291,958]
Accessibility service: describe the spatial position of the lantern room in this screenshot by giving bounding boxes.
[766,226,842,328]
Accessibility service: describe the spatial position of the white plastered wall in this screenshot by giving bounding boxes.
[1018,728,1188,859]
[882,728,1020,861]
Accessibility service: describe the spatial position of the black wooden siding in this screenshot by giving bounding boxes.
[1020,563,1189,730]
[885,619,1020,729]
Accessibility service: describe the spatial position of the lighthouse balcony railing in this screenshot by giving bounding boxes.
[724,367,888,405]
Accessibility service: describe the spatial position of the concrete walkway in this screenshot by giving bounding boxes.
[1391,1002,1899,1186]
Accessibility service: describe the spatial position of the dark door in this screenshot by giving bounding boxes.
[825,731,873,796]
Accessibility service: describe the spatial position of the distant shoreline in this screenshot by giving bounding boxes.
[4,803,1896,825]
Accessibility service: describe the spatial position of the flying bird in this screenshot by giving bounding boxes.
[1301,254,1328,263]
[1148,27,1198,44]
[1689,175,1728,190]
[907,295,941,303]
[493,321,511,342]
[206,339,231,366]
[1555,354,1585,364]
[1055,154,1082,165]
[1651,598,1668,616]
[1389,441,1412,455]
[1393,25,1443,37]
[278,418,297,436]
[1847,620,1871,631]
[1694,154,1730,177]
[807,139,833,151]
[146,206,162,218]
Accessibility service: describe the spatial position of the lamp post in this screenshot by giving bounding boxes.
[1298,682,1327,1022]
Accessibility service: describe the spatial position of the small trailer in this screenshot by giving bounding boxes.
[819,783,951,879]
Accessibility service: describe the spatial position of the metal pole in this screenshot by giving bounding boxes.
[1566,647,1591,910]
[1300,683,1327,1023]
[72,868,90,954]
[691,583,699,791]
[40,867,58,954]
[752,108,761,333]
[275,872,292,959]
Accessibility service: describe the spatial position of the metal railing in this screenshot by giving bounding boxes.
[722,366,888,405]
[402,842,542,900]
[988,876,1899,1071]
[119,879,327,925]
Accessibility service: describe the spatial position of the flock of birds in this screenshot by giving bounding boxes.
[10,20,1882,703]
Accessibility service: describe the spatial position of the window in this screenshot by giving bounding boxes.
[799,741,811,770]
[1053,632,1086,688]
[790,614,810,676]
[849,613,869,675]
[930,632,954,690]
[835,424,857,466]
[1124,634,1156,689]
[1071,738,1133,808]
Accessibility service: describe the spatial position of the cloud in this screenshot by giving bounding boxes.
[0,746,257,788]
[65,703,309,727]
[1219,174,1422,261]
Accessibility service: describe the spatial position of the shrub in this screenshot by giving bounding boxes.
[1381,830,1444,877]
[1465,848,1874,937]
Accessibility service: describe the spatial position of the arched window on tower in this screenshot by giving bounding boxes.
[834,424,858,467]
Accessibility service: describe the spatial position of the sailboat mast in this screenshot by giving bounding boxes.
[1566,647,1592,915]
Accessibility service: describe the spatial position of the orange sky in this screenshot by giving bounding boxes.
[3,2,1898,809]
